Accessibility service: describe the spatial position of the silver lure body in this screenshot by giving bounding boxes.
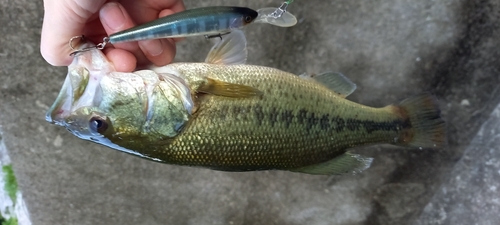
[108,6,258,43]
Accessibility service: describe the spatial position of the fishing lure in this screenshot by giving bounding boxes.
[108,6,258,43]
[70,3,298,55]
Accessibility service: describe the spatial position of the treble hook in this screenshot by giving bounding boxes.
[204,31,231,40]
[270,1,291,18]
[69,36,110,56]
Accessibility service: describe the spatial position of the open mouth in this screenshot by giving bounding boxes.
[46,70,74,126]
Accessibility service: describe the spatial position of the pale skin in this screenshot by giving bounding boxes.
[41,0,185,72]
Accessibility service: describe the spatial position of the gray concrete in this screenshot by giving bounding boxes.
[1,0,500,224]
[416,102,500,225]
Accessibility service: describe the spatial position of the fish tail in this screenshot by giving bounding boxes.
[395,93,447,149]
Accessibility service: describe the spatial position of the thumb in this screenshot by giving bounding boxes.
[41,0,107,66]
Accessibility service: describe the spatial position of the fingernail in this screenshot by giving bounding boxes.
[101,2,125,31]
[139,40,164,57]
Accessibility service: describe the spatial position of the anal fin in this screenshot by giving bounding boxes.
[198,78,262,98]
[300,72,356,97]
[289,152,373,175]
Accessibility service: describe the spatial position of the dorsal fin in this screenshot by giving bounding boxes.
[300,72,357,98]
[205,30,247,65]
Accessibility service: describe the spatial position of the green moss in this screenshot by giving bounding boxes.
[1,217,18,225]
[2,165,17,203]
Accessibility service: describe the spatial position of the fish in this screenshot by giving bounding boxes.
[108,6,258,44]
[46,30,446,175]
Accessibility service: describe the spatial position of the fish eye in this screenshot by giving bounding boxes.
[89,115,108,133]
[244,15,254,23]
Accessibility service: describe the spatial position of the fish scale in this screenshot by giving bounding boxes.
[124,63,408,171]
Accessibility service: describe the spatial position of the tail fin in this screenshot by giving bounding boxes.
[397,93,446,149]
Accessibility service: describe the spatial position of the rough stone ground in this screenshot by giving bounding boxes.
[0,0,499,224]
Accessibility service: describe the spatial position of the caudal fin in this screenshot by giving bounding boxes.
[398,93,446,149]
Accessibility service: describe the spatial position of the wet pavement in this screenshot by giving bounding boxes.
[0,0,499,224]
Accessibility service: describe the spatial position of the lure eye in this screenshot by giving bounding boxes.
[244,15,254,23]
[89,115,108,133]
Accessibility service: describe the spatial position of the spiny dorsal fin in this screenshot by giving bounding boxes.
[289,152,373,175]
[198,78,261,98]
[205,30,247,65]
[300,72,357,98]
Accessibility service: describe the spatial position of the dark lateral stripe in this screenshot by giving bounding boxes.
[251,106,411,133]
[269,107,279,127]
[281,110,294,128]
[320,114,330,130]
[343,117,411,134]
[254,105,264,126]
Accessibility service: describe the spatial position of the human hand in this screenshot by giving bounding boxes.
[41,0,185,72]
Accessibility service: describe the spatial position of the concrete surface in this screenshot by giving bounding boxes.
[416,102,500,225]
[1,0,500,224]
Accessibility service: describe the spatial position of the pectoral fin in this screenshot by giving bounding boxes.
[205,30,247,65]
[289,152,373,175]
[198,78,262,98]
[300,72,357,97]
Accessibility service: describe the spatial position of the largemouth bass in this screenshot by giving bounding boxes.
[46,30,446,175]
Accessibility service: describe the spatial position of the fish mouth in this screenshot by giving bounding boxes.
[46,71,73,126]
[46,41,109,127]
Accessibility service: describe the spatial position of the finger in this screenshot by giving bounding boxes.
[103,48,137,72]
[41,0,107,66]
[122,0,185,24]
[81,19,108,41]
[136,8,180,66]
[164,1,186,14]
[138,38,176,66]
[99,2,149,67]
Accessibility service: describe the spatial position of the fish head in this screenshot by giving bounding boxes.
[47,42,193,159]
[46,42,114,128]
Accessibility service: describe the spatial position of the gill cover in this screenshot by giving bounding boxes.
[46,40,194,161]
